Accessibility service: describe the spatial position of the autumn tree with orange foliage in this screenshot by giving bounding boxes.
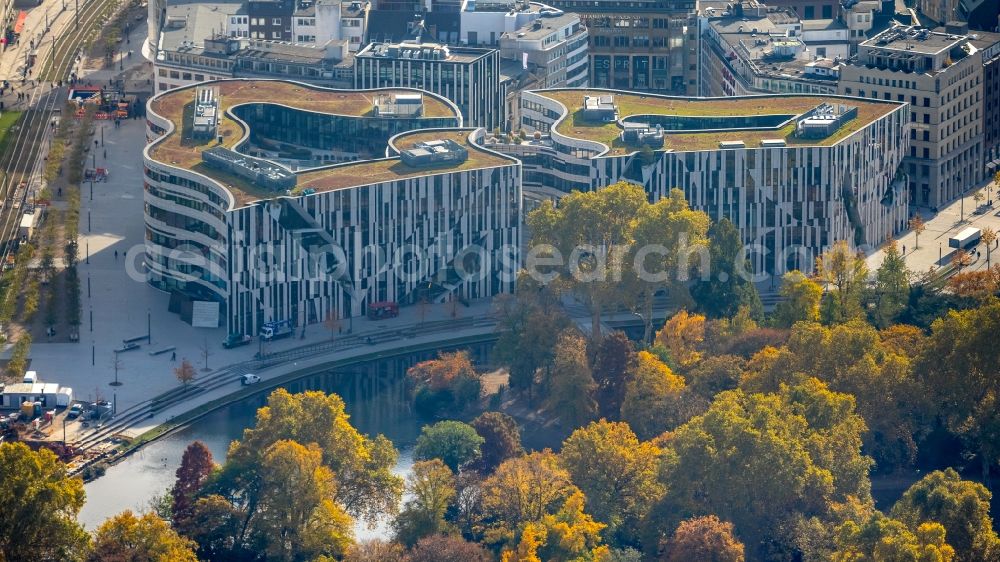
[407,351,482,416]
[662,515,744,562]
[946,265,1000,300]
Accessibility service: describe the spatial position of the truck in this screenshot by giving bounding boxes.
[260,320,294,342]
[949,227,981,249]
[222,333,252,349]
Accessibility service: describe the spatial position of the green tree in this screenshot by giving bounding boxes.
[691,218,762,321]
[631,189,712,343]
[646,379,873,559]
[407,351,482,417]
[872,240,910,327]
[890,469,1000,562]
[493,281,572,397]
[916,300,1000,482]
[773,270,824,328]
[816,240,869,324]
[833,513,955,562]
[0,443,89,561]
[685,354,745,401]
[560,420,664,542]
[477,450,579,548]
[620,351,689,440]
[414,421,484,473]
[182,495,243,560]
[87,510,198,562]
[471,412,524,474]
[394,459,456,547]
[221,389,402,525]
[547,330,598,426]
[662,515,745,562]
[527,181,648,341]
[590,331,637,419]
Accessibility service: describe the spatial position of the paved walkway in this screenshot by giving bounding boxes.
[866,179,1000,275]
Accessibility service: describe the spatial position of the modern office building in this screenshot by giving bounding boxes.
[543,0,699,94]
[839,25,984,208]
[355,40,505,129]
[143,79,521,334]
[508,88,910,276]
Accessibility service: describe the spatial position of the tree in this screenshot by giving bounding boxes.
[833,513,955,562]
[620,351,689,440]
[685,354,745,401]
[0,443,89,562]
[533,490,608,561]
[560,420,664,542]
[88,510,198,562]
[654,310,706,369]
[974,189,985,208]
[324,310,342,341]
[590,331,637,419]
[662,515,745,562]
[646,380,873,559]
[255,440,354,561]
[982,228,996,267]
[408,534,492,562]
[631,189,712,343]
[394,460,456,547]
[493,280,572,397]
[219,389,402,526]
[946,266,1000,300]
[477,450,579,547]
[547,330,597,426]
[344,540,406,562]
[909,215,926,249]
[691,218,762,321]
[951,249,972,272]
[471,412,524,474]
[872,240,910,327]
[527,181,648,341]
[181,495,244,560]
[407,351,482,417]
[171,441,214,531]
[917,300,1000,483]
[173,358,196,388]
[890,469,1000,562]
[198,338,213,372]
[815,240,868,323]
[414,421,484,473]
[774,270,823,328]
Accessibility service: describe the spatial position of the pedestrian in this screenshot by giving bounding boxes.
[171,351,176,361]
[902,245,906,254]
[114,250,118,260]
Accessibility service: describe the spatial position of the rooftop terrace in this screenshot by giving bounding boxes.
[534,89,902,154]
[147,80,512,207]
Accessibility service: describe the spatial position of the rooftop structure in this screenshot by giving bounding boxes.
[192,86,220,139]
[399,138,470,166]
[373,93,424,117]
[531,89,902,155]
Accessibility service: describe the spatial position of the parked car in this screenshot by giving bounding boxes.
[240,374,261,386]
[67,404,83,419]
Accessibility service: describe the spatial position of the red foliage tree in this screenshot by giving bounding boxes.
[171,441,215,530]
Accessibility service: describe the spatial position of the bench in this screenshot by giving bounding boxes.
[148,346,175,356]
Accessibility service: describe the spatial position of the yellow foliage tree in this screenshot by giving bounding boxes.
[655,310,706,368]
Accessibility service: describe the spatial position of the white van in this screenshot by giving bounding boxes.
[240,374,261,386]
[22,371,37,384]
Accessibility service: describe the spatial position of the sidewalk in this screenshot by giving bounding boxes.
[866,179,1000,274]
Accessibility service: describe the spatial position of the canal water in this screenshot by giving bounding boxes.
[78,365,421,539]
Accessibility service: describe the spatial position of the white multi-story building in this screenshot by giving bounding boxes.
[143,79,521,334]
[507,88,911,275]
[839,25,985,208]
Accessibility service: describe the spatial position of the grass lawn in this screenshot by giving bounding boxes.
[0,111,23,159]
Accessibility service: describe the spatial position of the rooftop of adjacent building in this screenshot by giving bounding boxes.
[501,11,582,41]
[355,40,494,62]
[533,88,903,154]
[861,24,968,54]
[146,80,512,206]
[159,0,247,55]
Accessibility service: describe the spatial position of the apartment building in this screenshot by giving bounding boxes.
[498,11,588,88]
[839,25,984,208]
[143,80,520,334]
[355,40,504,129]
